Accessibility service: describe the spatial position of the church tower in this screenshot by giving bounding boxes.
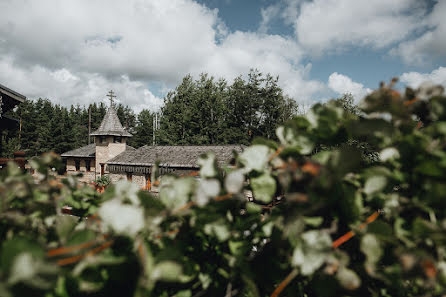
[90,90,132,176]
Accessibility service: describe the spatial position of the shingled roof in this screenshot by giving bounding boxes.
[61,143,96,158]
[90,106,132,137]
[61,144,135,158]
[106,145,244,168]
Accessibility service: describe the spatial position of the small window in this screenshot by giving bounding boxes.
[75,160,80,171]
[126,172,132,181]
[85,160,91,172]
[114,136,122,143]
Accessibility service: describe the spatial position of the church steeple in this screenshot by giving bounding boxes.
[90,91,132,138]
[92,91,132,177]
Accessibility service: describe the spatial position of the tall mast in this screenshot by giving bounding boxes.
[88,106,91,144]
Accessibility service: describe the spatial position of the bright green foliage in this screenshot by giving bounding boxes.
[1,81,446,297]
[158,71,298,145]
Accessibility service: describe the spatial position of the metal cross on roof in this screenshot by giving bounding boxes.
[106,90,116,107]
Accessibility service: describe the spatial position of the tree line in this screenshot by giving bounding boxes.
[1,70,298,157]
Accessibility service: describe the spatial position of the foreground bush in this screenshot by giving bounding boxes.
[0,80,445,297]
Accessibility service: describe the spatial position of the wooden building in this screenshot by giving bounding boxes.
[106,145,244,190]
[61,92,243,189]
[0,83,26,158]
[61,100,134,183]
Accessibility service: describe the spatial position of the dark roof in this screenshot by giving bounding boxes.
[61,143,96,158]
[61,144,135,158]
[0,83,26,102]
[1,83,26,115]
[61,144,136,158]
[106,145,244,168]
[90,106,132,137]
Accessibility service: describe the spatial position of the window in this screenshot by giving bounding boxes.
[75,160,80,171]
[126,172,132,181]
[85,160,91,172]
[98,136,104,143]
[114,136,122,143]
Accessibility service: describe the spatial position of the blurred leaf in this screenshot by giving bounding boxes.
[195,179,220,207]
[364,176,387,195]
[204,222,230,242]
[99,199,144,236]
[292,231,332,275]
[1,237,44,273]
[337,267,361,290]
[224,169,245,193]
[55,215,78,243]
[198,152,218,178]
[152,261,183,282]
[360,234,382,276]
[303,216,323,227]
[160,176,196,210]
[239,145,271,172]
[251,173,276,203]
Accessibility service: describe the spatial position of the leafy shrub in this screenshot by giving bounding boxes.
[93,175,111,188]
[0,80,445,297]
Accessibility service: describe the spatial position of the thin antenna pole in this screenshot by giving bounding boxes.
[88,106,91,144]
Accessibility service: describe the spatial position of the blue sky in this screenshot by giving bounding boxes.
[0,0,445,112]
[198,0,442,94]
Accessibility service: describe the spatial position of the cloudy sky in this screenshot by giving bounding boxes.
[1,0,445,112]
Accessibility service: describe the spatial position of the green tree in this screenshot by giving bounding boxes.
[131,109,154,148]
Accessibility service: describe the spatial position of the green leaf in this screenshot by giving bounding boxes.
[152,261,183,282]
[66,229,97,246]
[204,222,231,242]
[160,176,196,210]
[99,199,144,236]
[364,176,387,195]
[195,178,220,207]
[198,152,218,178]
[229,241,244,256]
[379,147,400,162]
[303,216,324,227]
[292,231,332,275]
[239,145,271,172]
[224,169,245,193]
[8,252,58,289]
[251,172,276,203]
[1,237,45,273]
[114,180,140,205]
[337,267,361,290]
[198,273,212,289]
[55,215,78,243]
[360,234,382,275]
[174,290,192,297]
[415,159,445,177]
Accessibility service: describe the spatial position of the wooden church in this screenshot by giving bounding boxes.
[61,91,243,190]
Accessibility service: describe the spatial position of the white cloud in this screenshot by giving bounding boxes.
[259,4,281,34]
[0,0,327,110]
[200,31,326,102]
[0,56,163,113]
[328,72,371,101]
[392,0,446,65]
[400,66,446,89]
[292,0,427,54]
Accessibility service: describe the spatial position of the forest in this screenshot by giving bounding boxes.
[1,70,298,157]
